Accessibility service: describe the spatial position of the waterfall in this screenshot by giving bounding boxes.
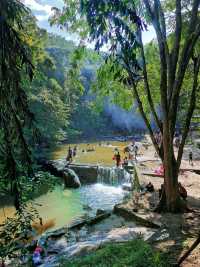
[97,166,132,185]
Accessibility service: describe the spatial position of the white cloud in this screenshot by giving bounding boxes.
[36,14,49,21]
[24,0,53,16]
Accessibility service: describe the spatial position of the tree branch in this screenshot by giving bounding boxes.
[176,56,200,169]
[143,0,168,114]
[169,0,182,97]
[169,22,200,136]
[137,27,162,131]
[132,84,162,157]
[154,0,167,39]
[188,0,200,36]
[128,76,162,159]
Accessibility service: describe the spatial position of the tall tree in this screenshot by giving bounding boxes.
[0,0,35,210]
[52,0,200,212]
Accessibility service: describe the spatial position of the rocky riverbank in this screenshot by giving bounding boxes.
[15,205,158,267]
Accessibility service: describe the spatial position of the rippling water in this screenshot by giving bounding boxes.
[0,183,128,230]
[78,183,127,215]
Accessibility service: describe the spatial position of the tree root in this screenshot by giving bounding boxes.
[154,189,189,213]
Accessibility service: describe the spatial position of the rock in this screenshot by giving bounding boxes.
[46,228,67,239]
[96,209,106,216]
[63,168,81,188]
[67,164,98,184]
[86,212,111,226]
[78,227,88,239]
[114,204,161,228]
[69,218,87,230]
[41,160,63,177]
[122,183,133,191]
[83,204,92,211]
[47,238,67,255]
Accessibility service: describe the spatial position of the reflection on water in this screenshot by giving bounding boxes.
[0,184,128,231]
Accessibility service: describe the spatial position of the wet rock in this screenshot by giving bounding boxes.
[46,228,67,239]
[96,209,106,216]
[83,204,92,211]
[63,168,81,188]
[69,218,87,230]
[47,238,67,255]
[86,211,111,226]
[67,164,98,184]
[78,227,88,239]
[122,183,133,191]
[40,160,63,177]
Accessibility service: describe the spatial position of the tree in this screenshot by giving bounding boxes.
[52,0,200,212]
[0,0,36,211]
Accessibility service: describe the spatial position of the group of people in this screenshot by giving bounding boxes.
[112,140,139,167]
[154,130,182,149]
[66,146,77,163]
[154,130,194,165]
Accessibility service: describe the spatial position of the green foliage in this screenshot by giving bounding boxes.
[60,239,167,267]
[0,0,36,212]
[0,207,37,261]
[93,58,133,111]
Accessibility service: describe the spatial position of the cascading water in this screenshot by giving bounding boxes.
[97,166,132,185]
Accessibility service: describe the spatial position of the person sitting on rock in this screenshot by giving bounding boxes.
[145,182,155,192]
[158,183,187,200]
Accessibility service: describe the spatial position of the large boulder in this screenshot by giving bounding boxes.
[63,168,81,188]
[67,164,98,184]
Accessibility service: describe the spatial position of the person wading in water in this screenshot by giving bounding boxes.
[115,151,121,167]
[66,147,73,163]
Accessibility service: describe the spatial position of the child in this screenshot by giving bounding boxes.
[32,245,42,266]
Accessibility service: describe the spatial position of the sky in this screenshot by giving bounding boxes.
[23,0,156,45]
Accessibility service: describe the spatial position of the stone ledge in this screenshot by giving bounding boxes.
[114,204,161,229]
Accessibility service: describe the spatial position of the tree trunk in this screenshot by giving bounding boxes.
[157,122,186,212]
[13,182,20,211]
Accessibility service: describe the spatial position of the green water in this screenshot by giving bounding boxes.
[0,184,127,231]
[0,141,129,230]
[35,186,84,229]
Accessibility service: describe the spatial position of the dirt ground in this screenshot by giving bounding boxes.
[134,138,200,267]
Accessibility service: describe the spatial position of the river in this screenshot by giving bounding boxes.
[0,141,131,231]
